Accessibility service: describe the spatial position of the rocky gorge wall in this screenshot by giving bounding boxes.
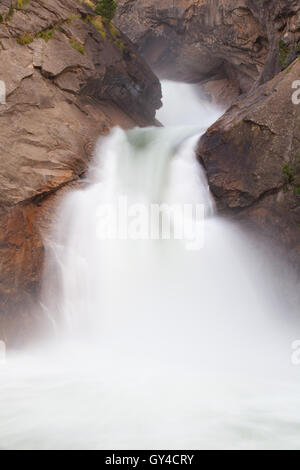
[116,0,300,105]
[198,58,300,267]
[0,0,161,344]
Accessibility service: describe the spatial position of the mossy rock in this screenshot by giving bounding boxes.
[69,38,85,54]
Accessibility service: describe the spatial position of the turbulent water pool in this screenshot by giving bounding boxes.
[1,348,300,450]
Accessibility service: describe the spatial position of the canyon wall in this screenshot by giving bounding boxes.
[198,59,300,266]
[116,0,300,104]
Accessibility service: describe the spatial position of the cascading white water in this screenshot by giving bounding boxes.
[0,81,300,450]
[43,126,215,340]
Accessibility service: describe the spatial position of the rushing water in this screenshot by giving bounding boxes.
[0,81,300,450]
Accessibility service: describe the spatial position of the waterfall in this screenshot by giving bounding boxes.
[42,126,216,339]
[0,81,299,450]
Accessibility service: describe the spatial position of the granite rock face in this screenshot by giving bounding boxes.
[116,0,300,105]
[198,59,300,265]
[0,0,161,344]
[246,0,300,86]
[115,0,268,104]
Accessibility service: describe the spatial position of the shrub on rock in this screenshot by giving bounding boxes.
[95,0,117,22]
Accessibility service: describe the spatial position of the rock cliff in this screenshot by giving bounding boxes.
[116,0,300,105]
[0,0,161,344]
[198,58,300,266]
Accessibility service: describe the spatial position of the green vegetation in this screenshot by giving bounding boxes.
[13,0,121,55]
[95,0,117,22]
[17,28,54,45]
[6,3,14,21]
[89,14,124,51]
[0,0,30,24]
[282,155,300,197]
[107,21,125,49]
[90,15,106,38]
[0,2,15,24]
[279,39,290,69]
[69,38,85,54]
[16,14,84,46]
[15,0,30,9]
[16,32,34,45]
[36,29,53,42]
[108,21,121,39]
[294,186,300,196]
[283,163,295,184]
[66,14,80,24]
[77,0,96,8]
[113,39,124,51]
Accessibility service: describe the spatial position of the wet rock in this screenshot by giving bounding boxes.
[116,0,300,105]
[198,58,300,265]
[115,0,268,105]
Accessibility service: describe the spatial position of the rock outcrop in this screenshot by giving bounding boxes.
[116,0,300,105]
[198,58,300,265]
[247,0,300,86]
[0,0,161,344]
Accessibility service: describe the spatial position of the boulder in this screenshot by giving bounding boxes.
[198,58,300,266]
